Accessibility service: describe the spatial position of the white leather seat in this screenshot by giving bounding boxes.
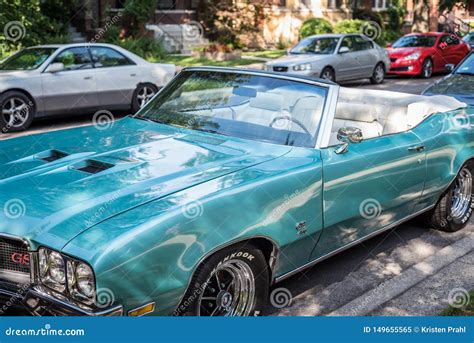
[236,92,285,126]
[329,102,383,146]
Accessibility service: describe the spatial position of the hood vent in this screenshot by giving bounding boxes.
[39,150,69,162]
[74,160,115,174]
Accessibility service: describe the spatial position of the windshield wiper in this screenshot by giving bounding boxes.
[134,116,167,125]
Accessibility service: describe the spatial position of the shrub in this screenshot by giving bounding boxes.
[300,18,333,38]
[333,19,366,34]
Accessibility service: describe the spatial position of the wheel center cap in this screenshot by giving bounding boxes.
[217,291,233,308]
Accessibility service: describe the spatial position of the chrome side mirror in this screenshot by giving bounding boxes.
[335,127,363,154]
[444,63,455,73]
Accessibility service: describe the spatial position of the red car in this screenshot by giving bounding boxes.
[387,32,471,78]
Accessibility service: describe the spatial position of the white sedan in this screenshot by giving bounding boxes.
[0,43,176,132]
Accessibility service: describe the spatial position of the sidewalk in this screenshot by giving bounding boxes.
[271,222,473,316]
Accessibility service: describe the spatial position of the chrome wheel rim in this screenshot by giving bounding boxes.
[423,60,432,78]
[137,86,155,108]
[198,259,256,316]
[2,97,29,128]
[451,167,472,221]
[374,65,384,83]
[321,70,334,81]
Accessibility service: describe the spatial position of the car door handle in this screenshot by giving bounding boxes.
[84,76,93,80]
[408,145,425,152]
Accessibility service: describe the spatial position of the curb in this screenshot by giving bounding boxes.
[329,233,474,316]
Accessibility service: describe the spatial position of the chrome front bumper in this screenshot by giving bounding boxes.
[0,282,123,316]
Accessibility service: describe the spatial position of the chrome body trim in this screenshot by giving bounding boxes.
[274,205,435,283]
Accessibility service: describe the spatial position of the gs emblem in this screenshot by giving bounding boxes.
[11,252,30,266]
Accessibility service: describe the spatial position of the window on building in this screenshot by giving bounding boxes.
[327,0,342,9]
[158,0,176,10]
[372,0,391,10]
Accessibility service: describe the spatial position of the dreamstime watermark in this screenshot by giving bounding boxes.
[0,281,32,315]
[359,198,382,219]
[181,200,204,219]
[173,282,206,316]
[182,21,204,41]
[84,190,122,228]
[3,21,26,42]
[269,287,292,309]
[3,199,26,219]
[5,324,85,337]
[92,110,115,130]
[447,288,470,309]
[360,21,382,41]
[1,100,34,134]
[270,190,301,221]
[96,288,116,308]
[88,12,123,45]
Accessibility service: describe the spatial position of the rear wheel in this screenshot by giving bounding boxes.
[176,243,269,316]
[370,63,385,84]
[421,58,433,78]
[320,67,335,82]
[0,91,35,133]
[427,164,473,232]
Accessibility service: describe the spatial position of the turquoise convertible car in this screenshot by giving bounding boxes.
[0,67,472,316]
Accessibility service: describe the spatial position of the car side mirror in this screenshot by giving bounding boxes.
[45,62,65,73]
[445,63,455,73]
[338,46,350,54]
[335,127,363,154]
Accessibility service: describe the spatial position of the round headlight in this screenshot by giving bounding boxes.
[76,263,95,298]
[48,251,66,284]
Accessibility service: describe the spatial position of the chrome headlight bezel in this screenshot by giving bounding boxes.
[38,247,96,306]
[293,63,312,71]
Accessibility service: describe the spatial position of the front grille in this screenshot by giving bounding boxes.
[391,66,410,72]
[0,237,30,274]
[273,66,288,72]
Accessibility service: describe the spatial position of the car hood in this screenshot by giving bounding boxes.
[0,117,290,250]
[266,54,331,66]
[387,47,427,58]
[424,74,474,105]
[0,70,34,78]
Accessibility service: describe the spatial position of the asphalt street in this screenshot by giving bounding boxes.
[3,73,466,317]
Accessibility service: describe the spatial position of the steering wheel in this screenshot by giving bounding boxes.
[269,115,311,136]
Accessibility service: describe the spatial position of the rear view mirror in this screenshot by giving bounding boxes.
[45,62,65,73]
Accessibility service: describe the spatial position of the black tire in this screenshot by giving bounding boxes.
[370,63,385,84]
[427,163,473,232]
[320,67,335,82]
[175,242,269,316]
[131,83,158,113]
[0,91,35,133]
[421,58,433,79]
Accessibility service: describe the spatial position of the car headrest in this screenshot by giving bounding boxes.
[249,92,284,112]
[335,102,378,123]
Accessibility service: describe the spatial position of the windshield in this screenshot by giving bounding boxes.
[463,33,474,44]
[290,37,339,55]
[136,70,328,148]
[392,35,438,48]
[455,53,474,75]
[0,48,56,71]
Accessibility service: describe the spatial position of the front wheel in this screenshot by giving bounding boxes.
[427,164,473,232]
[320,67,335,82]
[0,91,35,133]
[176,243,269,316]
[370,63,385,84]
[421,58,433,78]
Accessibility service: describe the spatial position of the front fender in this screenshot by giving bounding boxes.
[62,148,323,315]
